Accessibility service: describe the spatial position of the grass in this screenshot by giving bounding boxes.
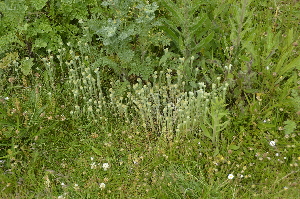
[1,0,300,198]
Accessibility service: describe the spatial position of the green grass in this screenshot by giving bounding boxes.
[1,0,300,198]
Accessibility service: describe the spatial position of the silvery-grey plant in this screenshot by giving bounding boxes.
[110,67,229,152]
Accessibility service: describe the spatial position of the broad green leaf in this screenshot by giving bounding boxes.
[275,54,300,83]
[31,0,48,10]
[159,0,184,25]
[199,124,212,140]
[159,22,181,51]
[213,147,219,156]
[229,144,240,150]
[91,146,102,156]
[189,13,208,36]
[192,32,214,53]
[159,52,172,66]
[189,1,206,16]
[283,120,297,135]
[20,58,34,76]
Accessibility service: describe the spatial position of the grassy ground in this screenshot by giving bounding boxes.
[1,0,300,198]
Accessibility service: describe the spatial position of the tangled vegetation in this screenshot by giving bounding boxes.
[1,0,299,198]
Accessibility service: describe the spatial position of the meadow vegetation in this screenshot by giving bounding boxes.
[0,0,300,198]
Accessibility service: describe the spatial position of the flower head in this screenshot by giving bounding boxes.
[102,163,110,171]
[228,174,234,179]
[269,141,276,147]
[90,162,97,169]
[99,183,106,190]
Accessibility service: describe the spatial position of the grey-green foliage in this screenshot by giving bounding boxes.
[0,0,28,53]
[66,53,108,122]
[110,68,229,147]
[86,0,169,80]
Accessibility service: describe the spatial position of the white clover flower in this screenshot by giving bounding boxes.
[228,174,234,179]
[99,183,106,190]
[102,163,110,171]
[269,141,276,147]
[4,97,9,100]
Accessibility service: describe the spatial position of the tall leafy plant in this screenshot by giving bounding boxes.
[157,0,215,80]
[86,0,170,81]
[222,0,300,135]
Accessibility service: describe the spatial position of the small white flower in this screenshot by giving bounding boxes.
[91,162,97,169]
[269,141,276,147]
[87,106,93,112]
[74,183,79,190]
[4,97,9,100]
[90,157,94,161]
[228,174,234,179]
[99,183,106,190]
[102,163,110,171]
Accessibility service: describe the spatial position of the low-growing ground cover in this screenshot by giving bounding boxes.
[0,0,299,198]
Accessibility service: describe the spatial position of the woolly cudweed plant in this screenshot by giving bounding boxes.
[64,42,230,151]
[65,51,109,122]
[111,67,229,151]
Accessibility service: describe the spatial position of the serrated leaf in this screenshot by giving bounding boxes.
[283,120,297,135]
[37,22,52,33]
[20,58,34,76]
[31,0,48,10]
[34,38,48,48]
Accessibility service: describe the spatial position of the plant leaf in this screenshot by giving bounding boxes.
[192,32,214,53]
[91,146,102,156]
